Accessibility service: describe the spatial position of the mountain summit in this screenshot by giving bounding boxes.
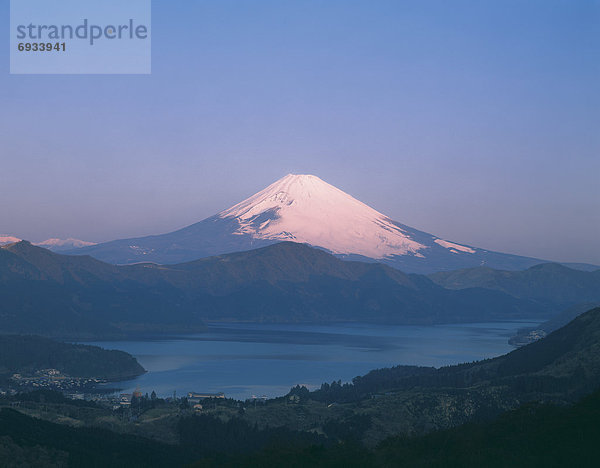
[1,236,95,251]
[68,174,546,273]
[34,238,97,252]
[0,236,22,246]
[218,174,425,259]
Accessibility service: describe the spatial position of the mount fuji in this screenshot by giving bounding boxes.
[68,174,546,273]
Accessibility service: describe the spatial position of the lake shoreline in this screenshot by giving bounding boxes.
[81,320,543,401]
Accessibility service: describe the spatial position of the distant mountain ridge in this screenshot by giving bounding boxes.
[0,241,561,338]
[0,241,203,338]
[1,236,95,251]
[0,236,22,245]
[429,263,600,307]
[35,238,97,251]
[66,174,564,273]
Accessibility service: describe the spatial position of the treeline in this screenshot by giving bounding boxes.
[177,414,325,457]
[193,388,600,467]
[3,386,600,467]
[0,395,326,467]
[8,389,99,408]
[0,407,187,467]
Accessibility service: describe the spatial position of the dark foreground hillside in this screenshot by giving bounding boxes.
[1,386,599,467]
[209,388,600,468]
[0,400,326,468]
[0,407,186,468]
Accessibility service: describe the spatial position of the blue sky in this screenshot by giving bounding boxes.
[1,0,599,264]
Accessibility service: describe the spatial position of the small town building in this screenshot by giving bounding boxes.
[120,393,132,406]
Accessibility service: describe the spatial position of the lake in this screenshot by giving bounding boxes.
[85,320,540,401]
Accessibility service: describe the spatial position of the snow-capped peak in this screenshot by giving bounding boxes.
[35,238,97,250]
[218,173,426,259]
[56,173,543,272]
[0,235,22,246]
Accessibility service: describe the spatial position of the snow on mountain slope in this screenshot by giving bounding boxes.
[218,174,427,259]
[0,236,22,246]
[35,238,97,251]
[67,173,547,273]
[434,239,476,254]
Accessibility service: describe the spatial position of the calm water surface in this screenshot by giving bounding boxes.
[85,320,539,401]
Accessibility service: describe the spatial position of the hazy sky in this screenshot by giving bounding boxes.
[1,1,599,264]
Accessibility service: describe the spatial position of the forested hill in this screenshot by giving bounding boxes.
[312,306,600,403]
[0,335,145,381]
[211,388,600,467]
